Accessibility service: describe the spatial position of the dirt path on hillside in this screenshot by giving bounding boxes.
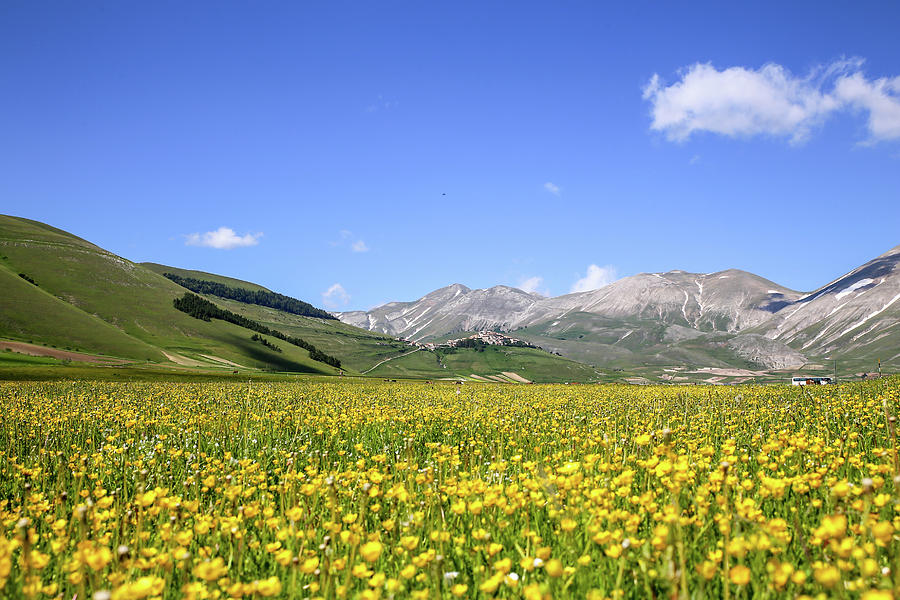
[198,354,248,369]
[502,371,532,383]
[362,348,420,374]
[0,341,129,364]
[161,351,211,368]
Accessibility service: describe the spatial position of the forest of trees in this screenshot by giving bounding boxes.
[173,292,341,368]
[164,273,336,320]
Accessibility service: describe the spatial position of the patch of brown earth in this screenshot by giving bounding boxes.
[0,341,129,364]
[501,371,532,383]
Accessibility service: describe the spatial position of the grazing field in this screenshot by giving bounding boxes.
[365,346,600,383]
[1,378,899,599]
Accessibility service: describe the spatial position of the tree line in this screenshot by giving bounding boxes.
[164,273,336,320]
[173,292,341,368]
[251,333,281,353]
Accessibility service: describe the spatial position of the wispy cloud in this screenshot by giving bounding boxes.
[543,182,561,196]
[185,227,261,249]
[571,264,617,293]
[518,276,547,296]
[331,230,371,253]
[322,283,350,309]
[643,58,900,144]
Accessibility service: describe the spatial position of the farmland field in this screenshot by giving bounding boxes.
[1,378,899,599]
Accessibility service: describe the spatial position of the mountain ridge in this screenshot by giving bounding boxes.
[338,268,804,341]
[337,245,900,370]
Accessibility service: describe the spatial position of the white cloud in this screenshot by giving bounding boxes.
[834,72,900,142]
[351,240,369,253]
[518,276,546,296]
[571,264,617,293]
[543,182,561,195]
[321,283,350,309]
[185,227,261,249]
[643,58,900,144]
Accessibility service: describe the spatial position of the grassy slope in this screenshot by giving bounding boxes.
[0,260,159,359]
[0,348,337,382]
[142,263,420,373]
[442,346,600,382]
[368,346,601,383]
[141,263,272,292]
[206,297,411,372]
[0,215,334,374]
[511,312,769,370]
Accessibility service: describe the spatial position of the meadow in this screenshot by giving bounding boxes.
[1,378,898,599]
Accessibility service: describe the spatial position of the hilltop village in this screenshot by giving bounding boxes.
[411,331,540,351]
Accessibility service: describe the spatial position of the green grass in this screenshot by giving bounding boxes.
[367,346,601,382]
[365,349,450,379]
[0,259,162,360]
[0,362,334,382]
[511,312,806,372]
[442,346,600,382]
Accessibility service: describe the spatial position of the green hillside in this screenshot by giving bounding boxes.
[0,215,336,374]
[202,295,413,372]
[367,345,601,383]
[140,263,415,373]
[511,312,772,370]
[0,259,159,360]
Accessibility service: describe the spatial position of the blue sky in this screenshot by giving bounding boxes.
[2,1,899,311]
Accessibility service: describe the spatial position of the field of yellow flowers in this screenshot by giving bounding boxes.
[1,378,899,599]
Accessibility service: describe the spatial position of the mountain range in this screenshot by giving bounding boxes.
[339,245,900,371]
[1,213,896,381]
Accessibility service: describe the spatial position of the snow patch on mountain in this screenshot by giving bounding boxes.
[835,278,874,300]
